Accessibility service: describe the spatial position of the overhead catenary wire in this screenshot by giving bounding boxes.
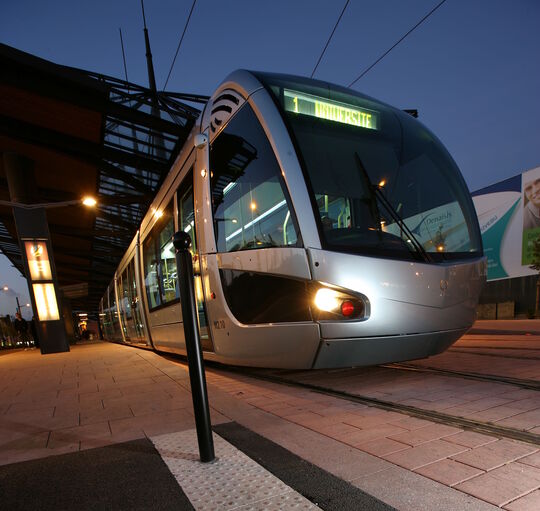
[118,28,129,84]
[348,0,448,88]
[164,0,197,90]
[310,0,350,78]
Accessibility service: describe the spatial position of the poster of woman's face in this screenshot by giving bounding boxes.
[523,168,540,231]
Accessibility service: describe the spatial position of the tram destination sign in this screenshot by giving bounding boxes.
[284,89,379,130]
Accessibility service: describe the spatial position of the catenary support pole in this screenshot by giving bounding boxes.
[173,230,215,462]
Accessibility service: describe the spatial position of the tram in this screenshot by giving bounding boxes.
[99,71,485,369]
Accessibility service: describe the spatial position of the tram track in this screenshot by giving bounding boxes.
[449,347,540,360]
[381,362,540,390]
[242,368,540,446]
[155,349,540,446]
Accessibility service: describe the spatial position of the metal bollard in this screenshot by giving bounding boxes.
[173,231,215,462]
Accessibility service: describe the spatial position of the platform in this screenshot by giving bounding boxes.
[1,322,539,510]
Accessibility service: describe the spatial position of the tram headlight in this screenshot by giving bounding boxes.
[314,288,340,312]
[313,286,366,320]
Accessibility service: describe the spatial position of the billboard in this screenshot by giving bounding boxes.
[472,166,540,281]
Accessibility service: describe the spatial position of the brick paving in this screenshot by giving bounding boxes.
[0,338,538,509]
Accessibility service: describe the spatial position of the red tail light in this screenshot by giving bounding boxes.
[341,300,355,317]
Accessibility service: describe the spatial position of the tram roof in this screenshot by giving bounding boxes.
[0,43,208,312]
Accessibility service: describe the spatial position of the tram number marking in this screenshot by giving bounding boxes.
[214,320,226,330]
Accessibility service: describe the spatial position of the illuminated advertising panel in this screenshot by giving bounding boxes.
[471,166,540,281]
[33,283,60,321]
[25,241,52,281]
[283,89,379,130]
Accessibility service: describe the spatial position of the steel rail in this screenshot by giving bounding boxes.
[382,363,540,390]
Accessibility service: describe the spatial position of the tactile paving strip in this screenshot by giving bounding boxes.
[151,429,319,510]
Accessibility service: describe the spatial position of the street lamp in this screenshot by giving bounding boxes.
[0,285,28,315]
[0,196,98,210]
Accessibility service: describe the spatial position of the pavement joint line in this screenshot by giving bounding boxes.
[133,348,190,389]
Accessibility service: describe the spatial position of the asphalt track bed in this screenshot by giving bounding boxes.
[0,423,394,511]
[0,439,194,511]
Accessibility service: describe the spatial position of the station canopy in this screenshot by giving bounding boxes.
[0,43,207,312]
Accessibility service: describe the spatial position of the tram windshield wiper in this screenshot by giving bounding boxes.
[354,153,431,263]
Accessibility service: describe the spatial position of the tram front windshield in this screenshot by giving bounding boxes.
[255,72,482,262]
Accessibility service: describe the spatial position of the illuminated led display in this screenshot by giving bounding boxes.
[33,283,60,321]
[25,241,52,281]
[284,89,379,130]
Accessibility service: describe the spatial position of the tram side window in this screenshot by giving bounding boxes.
[210,104,299,252]
[178,178,197,254]
[143,235,161,309]
[109,284,122,339]
[143,201,178,309]
[159,212,177,302]
[120,267,132,319]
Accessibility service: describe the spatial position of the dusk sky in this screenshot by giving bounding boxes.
[1,0,539,310]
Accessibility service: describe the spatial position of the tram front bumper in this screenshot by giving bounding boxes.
[312,328,467,369]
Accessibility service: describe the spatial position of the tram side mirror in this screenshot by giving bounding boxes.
[194,133,208,149]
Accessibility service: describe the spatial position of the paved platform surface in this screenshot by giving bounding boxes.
[1,324,539,510]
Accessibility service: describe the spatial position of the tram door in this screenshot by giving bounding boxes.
[177,175,214,351]
[118,260,148,345]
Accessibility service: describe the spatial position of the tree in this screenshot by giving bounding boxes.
[529,235,540,317]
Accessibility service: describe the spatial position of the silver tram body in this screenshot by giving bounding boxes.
[99,71,485,369]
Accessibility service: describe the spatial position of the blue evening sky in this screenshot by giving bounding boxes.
[1,0,539,308]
